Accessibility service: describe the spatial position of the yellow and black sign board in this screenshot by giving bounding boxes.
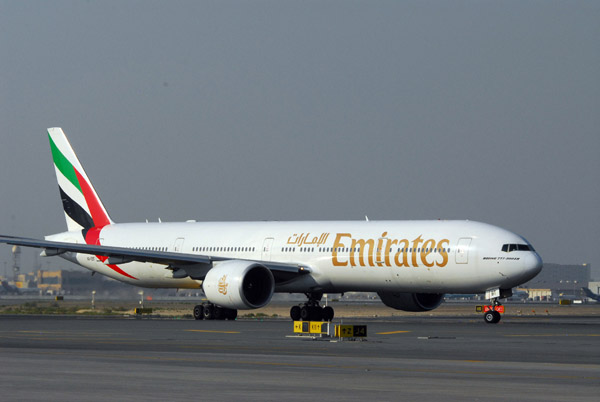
[55,296,64,301]
[335,325,367,338]
[293,321,309,333]
[134,308,153,315]
[310,321,327,334]
[293,321,328,334]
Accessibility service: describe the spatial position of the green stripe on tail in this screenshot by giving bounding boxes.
[48,133,82,193]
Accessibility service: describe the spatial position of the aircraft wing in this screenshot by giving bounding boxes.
[0,235,311,282]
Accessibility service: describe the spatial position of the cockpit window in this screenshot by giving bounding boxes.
[502,244,533,252]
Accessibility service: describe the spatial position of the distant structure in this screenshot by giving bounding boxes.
[587,281,600,297]
[520,263,591,300]
[11,245,20,283]
[11,269,146,298]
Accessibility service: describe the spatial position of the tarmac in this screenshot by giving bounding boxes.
[0,308,599,401]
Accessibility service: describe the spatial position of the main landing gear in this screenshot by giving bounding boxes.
[193,303,237,320]
[289,292,334,322]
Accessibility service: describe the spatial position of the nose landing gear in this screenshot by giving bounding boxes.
[482,294,505,324]
[481,288,511,324]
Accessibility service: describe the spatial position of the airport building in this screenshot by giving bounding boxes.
[15,272,37,290]
[2,269,136,296]
[521,263,591,300]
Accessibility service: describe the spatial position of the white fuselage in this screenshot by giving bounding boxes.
[50,219,543,295]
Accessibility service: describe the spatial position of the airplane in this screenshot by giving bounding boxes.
[0,280,21,295]
[0,128,543,324]
[508,289,529,301]
[0,280,40,295]
[582,287,600,302]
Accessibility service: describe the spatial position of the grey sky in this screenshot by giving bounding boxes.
[1,1,598,279]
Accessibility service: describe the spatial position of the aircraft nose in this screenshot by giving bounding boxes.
[524,252,543,281]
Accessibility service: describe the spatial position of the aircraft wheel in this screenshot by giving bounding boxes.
[290,305,301,321]
[310,306,322,321]
[300,306,311,321]
[322,306,334,321]
[193,305,204,320]
[492,311,502,323]
[218,307,237,320]
[213,306,225,320]
[226,308,238,320]
[484,311,501,324]
[203,304,215,320]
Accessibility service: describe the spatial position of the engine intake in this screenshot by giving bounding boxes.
[203,260,274,310]
[377,292,444,312]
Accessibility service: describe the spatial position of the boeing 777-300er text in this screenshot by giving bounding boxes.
[0,128,543,323]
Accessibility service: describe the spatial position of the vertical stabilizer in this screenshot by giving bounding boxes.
[47,127,113,231]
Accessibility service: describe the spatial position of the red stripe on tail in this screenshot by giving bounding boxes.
[74,169,111,227]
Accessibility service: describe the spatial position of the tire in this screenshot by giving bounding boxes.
[300,306,311,321]
[213,306,224,320]
[226,309,238,320]
[322,306,334,321]
[193,305,204,320]
[310,306,322,321]
[290,305,301,321]
[203,304,214,320]
[492,310,502,323]
[484,311,496,324]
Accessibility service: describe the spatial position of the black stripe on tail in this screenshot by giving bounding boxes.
[59,187,94,229]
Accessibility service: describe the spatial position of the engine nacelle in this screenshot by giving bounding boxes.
[203,260,274,310]
[377,291,444,312]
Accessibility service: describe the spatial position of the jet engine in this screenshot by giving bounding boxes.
[377,291,444,312]
[202,260,274,310]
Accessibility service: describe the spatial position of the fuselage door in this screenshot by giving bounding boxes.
[173,237,185,252]
[455,238,472,264]
[262,237,274,261]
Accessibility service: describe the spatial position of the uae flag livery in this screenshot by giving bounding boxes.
[48,128,112,231]
[47,128,135,280]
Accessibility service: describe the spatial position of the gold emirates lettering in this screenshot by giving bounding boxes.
[218,275,228,295]
[332,233,449,268]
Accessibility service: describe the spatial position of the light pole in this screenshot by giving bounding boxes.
[91,290,96,310]
[138,290,144,309]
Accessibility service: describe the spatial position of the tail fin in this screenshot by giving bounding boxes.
[582,287,600,301]
[48,127,114,231]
